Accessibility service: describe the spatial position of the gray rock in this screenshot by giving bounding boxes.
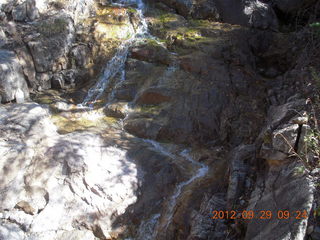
[267,99,306,129]
[0,11,6,21]
[0,50,29,103]
[27,15,75,73]
[12,2,27,22]
[124,117,164,140]
[15,47,37,89]
[104,102,128,119]
[0,103,138,238]
[273,0,316,13]
[51,72,65,89]
[70,45,89,68]
[311,226,320,239]
[0,27,6,47]
[297,124,312,157]
[245,162,314,240]
[243,0,279,30]
[307,225,314,235]
[51,70,77,89]
[36,72,52,90]
[0,221,25,240]
[26,0,40,21]
[0,103,183,239]
[227,144,255,208]
[159,0,278,29]
[260,124,299,161]
[187,194,227,240]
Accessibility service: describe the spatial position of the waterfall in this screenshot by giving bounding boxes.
[81,0,148,107]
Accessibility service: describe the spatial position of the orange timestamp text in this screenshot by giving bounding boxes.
[211,210,308,220]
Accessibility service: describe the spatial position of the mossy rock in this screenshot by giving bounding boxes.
[37,18,69,37]
[51,112,118,134]
[137,104,164,114]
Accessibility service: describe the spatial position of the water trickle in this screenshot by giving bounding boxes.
[136,213,161,240]
[142,141,209,237]
[158,60,179,87]
[162,149,208,231]
[143,139,175,159]
[82,43,131,107]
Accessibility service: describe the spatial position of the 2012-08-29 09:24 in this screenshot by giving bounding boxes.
[211,210,308,220]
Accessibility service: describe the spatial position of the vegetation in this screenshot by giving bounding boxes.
[37,18,69,37]
[304,68,320,169]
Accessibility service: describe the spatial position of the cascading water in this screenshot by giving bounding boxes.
[81,0,148,107]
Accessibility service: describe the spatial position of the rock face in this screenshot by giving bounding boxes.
[272,0,316,13]
[0,0,139,92]
[12,0,40,22]
[121,21,267,145]
[27,15,75,73]
[245,161,314,240]
[158,0,278,29]
[0,103,186,239]
[0,50,29,103]
[0,103,135,239]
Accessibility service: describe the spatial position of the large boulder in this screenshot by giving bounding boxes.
[117,22,267,145]
[12,1,27,22]
[0,50,29,103]
[11,0,40,22]
[0,103,185,239]
[27,15,75,73]
[26,0,40,21]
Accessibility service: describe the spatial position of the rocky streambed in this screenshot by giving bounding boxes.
[0,0,320,239]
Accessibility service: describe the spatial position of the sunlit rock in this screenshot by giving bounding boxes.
[0,50,29,103]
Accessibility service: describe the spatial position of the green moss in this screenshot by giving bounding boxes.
[36,97,55,105]
[138,104,163,114]
[127,7,137,14]
[51,115,96,134]
[159,13,179,24]
[33,91,63,105]
[147,39,164,46]
[262,132,272,144]
[190,19,212,28]
[101,116,118,124]
[51,112,118,134]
